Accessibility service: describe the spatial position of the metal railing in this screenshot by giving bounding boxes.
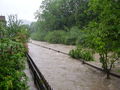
[26,53,53,90]
[30,42,120,79]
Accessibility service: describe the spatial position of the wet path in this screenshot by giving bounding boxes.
[28,40,120,90]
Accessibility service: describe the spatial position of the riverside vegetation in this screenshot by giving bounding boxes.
[30,0,120,78]
[0,15,29,89]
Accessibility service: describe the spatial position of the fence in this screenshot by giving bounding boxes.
[26,53,53,90]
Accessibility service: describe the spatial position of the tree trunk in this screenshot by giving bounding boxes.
[106,70,110,79]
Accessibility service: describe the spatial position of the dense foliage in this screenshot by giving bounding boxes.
[44,30,65,44]
[35,0,94,30]
[86,0,120,78]
[30,0,95,44]
[31,26,83,45]
[30,0,120,78]
[0,15,29,89]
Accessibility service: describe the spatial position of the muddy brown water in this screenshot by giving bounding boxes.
[28,40,120,90]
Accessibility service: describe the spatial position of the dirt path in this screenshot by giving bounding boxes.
[28,40,120,90]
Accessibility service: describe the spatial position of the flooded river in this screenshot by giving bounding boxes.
[28,40,120,90]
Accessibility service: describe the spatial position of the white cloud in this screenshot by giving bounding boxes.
[0,0,43,21]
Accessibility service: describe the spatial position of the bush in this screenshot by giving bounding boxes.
[44,30,66,44]
[0,16,29,90]
[30,26,87,46]
[76,32,86,45]
[0,39,28,90]
[64,26,81,45]
[69,47,94,61]
[64,35,77,45]
[31,30,47,41]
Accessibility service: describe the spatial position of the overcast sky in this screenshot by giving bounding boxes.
[0,0,43,21]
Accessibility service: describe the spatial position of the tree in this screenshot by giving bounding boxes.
[86,0,120,79]
[7,15,22,38]
[34,0,92,31]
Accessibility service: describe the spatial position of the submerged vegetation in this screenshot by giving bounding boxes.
[0,15,29,89]
[69,47,94,61]
[30,0,120,78]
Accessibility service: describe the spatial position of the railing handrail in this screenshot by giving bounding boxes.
[26,53,53,90]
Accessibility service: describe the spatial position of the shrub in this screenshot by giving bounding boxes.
[64,26,81,45]
[31,31,47,41]
[0,16,29,90]
[0,39,28,90]
[81,50,94,61]
[44,30,66,44]
[76,32,86,46]
[64,35,77,45]
[30,26,86,46]
[69,47,94,61]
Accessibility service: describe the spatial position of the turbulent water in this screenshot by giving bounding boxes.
[28,40,120,90]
